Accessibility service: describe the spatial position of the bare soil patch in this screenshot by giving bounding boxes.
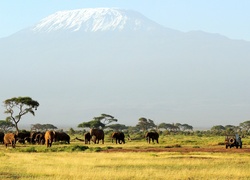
[102,146,250,153]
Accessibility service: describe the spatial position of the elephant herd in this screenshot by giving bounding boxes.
[0,129,160,148]
[84,129,159,145]
[83,129,126,145]
[0,131,70,148]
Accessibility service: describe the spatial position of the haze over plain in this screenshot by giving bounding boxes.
[1,1,250,129]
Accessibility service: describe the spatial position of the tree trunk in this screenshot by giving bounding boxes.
[14,122,19,135]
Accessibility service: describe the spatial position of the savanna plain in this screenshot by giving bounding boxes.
[1,135,250,180]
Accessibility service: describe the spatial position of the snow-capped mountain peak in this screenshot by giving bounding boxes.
[32,8,160,33]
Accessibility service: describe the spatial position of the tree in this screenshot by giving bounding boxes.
[240,120,250,133]
[158,123,169,130]
[78,113,117,129]
[158,123,179,132]
[3,97,39,134]
[0,119,15,133]
[31,123,57,131]
[93,114,118,126]
[136,117,156,131]
[31,123,44,131]
[68,128,76,135]
[78,120,105,129]
[211,125,225,135]
[180,124,193,131]
[106,124,128,131]
[43,124,57,130]
[224,125,237,134]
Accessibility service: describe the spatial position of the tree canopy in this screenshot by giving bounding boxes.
[78,113,118,129]
[240,120,250,132]
[106,123,128,131]
[136,117,156,131]
[3,96,39,134]
[0,119,15,133]
[31,123,57,131]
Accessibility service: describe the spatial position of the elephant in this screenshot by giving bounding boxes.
[0,132,4,144]
[145,131,159,144]
[90,128,104,144]
[34,132,45,145]
[4,133,16,148]
[44,130,54,147]
[30,131,41,144]
[84,132,91,144]
[111,132,125,144]
[16,131,30,144]
[53,132,70,144]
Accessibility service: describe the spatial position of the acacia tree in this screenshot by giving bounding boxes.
[158,123,179,132]
[78,113,118,129]
[106,124,128,131]
[94,114,118,126]
[78,119,105,129]
[31,123,57,131]
[240,120,250,133]
[211,125,225,135]
[180,124,193,131]
[136,117,156,131]
[3,96,39,134]
[0,119,15,133]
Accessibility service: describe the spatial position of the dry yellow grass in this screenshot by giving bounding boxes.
[0,151,250,180]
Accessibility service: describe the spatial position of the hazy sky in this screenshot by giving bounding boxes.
[1,1,250,129]
[1,0,250,41]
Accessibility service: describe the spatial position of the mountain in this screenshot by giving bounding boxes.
[1,8,250,128]
[31,8,164,33]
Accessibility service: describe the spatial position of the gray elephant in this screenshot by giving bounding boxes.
[145,131,159,144]
[16,131,30,144]
[111,132,125,144]
[34,132,45,145]
[53,132,70,144]
[90,129,104,144]
[0,132,4,144]
[30,131,41,144]
[84,132,91,144]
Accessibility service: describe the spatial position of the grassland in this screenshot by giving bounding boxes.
[0,135,250,180]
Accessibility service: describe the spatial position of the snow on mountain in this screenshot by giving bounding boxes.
[31,8,162,33]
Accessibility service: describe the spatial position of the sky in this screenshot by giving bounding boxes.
[0,0,250,41]
[1,1,250,130]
